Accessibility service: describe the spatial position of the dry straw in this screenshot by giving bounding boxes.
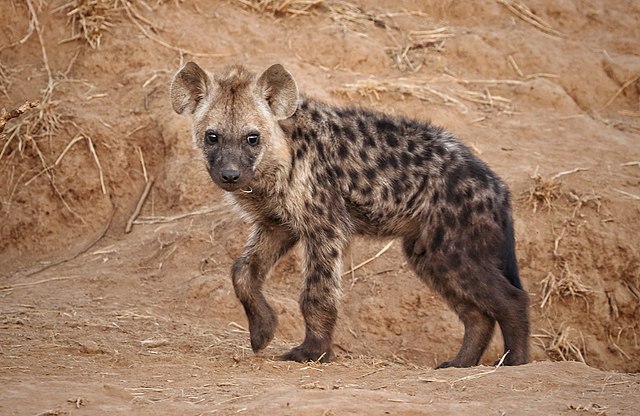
[237,0,326,16]
[497,0,566,38]
[56,0,118,48]
[539,263,591,309]
[535,325,587,364]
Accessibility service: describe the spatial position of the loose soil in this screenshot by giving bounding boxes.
[1,1,639,414]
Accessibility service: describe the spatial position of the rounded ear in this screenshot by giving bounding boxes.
[256,64,299,120]
[170,61,210,115]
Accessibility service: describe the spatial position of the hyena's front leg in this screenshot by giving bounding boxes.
[281,234,345,363]
[232,223,298,353]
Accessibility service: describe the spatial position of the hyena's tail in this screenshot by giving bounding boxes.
[501,214,522,290]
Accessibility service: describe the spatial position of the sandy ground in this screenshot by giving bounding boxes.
[1,0,640,414]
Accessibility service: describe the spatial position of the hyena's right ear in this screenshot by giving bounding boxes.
[170,62,210,115]
[257,64,299,120]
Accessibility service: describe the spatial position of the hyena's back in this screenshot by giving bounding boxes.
[289,98,513,251]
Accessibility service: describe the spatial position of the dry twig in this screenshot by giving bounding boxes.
[600,74,640,111]
[126,177,155,233]
[0,101,40,136]
[342,241,393,276]
[497,0,566,38]
[7,205,115,279]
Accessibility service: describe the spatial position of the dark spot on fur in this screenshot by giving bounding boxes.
[450,251,462,269]
[361,185,373,196]
[431,225,445,251]
[365,168,376,181]
[316,141,326,158]
[329,121,341,137]
[381,186,389,201]
[460,204,472,227]
[443,209,457,228]
[432,190,440,205]
[343,126,356,143]
[400,152,411,167]
[377,154,389,170]
[375,118,396,134]
[323,226,336,240]
[364,134,376,148]
[337,142,349,159]
[359,149,369,163]
[388,154,399,169]
[386,134,399,148]
[391,179,404,203]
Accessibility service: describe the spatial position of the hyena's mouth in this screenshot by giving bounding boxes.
[211,176,253,193]
[215,180,248,193]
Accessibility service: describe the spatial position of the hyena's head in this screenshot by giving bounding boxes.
[170,62,298,192]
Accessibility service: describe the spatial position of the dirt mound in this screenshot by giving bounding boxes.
[1,1,639,414]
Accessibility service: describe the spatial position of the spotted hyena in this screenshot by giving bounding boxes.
[170,62,530,368]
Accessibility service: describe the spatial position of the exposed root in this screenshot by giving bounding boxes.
[126,177,155,233]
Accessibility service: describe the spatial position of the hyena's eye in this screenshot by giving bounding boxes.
[247,133,260,146]
[205,130,218,145]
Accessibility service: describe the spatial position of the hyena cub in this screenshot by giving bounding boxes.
[170,62,530,368]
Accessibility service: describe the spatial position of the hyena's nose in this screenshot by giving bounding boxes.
[221,168,241,183]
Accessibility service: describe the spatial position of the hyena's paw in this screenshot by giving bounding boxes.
[280,343,335,363]
[248,304,278,353]
[434,358,476,369]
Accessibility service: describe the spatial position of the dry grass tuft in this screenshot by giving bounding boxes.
[57,0,119,48]
[335,78,469,113]
[540,262,591,309]
[387,27,455,72]
[335,76,519,114]
[237,0,326,16]
[325,1,388,31]
[522,174,562,213]
[238,0,390,34]
[535,325,587,364]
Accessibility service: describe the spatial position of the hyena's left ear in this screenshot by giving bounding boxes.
[257,64,299,120]
[170,61,211,115]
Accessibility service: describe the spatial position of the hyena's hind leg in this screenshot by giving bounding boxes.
[435,302,496,368]
[232,223,298,353]
[485,277,530,366]
[402,233,525,368]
